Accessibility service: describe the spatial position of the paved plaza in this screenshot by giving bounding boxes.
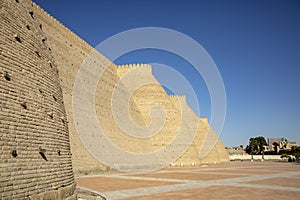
[76,161,300,199]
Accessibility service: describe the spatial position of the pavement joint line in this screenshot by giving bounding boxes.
[90,174,201,183]
[173,171,270,176]
[77,171,298,182]
[228,183,300,192]
[121,170,251,176]
[100,182,212,200]
[185,166,279,171]
[121,164,281,175]
[209,171,300,185]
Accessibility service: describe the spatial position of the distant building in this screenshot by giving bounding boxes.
[290,141,299,148]
[264,138,298,154]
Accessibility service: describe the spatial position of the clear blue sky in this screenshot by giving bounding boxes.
[33,0,300,147]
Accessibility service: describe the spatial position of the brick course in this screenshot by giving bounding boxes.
[0,0,76,199]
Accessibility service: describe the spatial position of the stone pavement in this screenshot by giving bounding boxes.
[76,161,300,199]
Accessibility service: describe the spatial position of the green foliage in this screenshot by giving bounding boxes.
[291,146,300,154]
[293,152,300,157]
[291,146,300,157]
[246,136,267,155]
[280,154,290,159]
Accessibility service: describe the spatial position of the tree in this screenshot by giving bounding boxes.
[291,146,300,158]
[246,136,267,155]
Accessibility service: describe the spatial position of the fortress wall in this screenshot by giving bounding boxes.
[118,66,228,166]
[169,97,202,166]
[0,0,76,199]
[34,4,111,173]
[171,100,229,165]
[34,4,149,172]
[93,64,181,161]
[33,2,228,173]
[118,67,229,166]
[117,64,152,78]
[117,66,183,151]
[196,118,229,164]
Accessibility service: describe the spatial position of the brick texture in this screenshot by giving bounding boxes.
[0,0,76,199]
[1,0,229,190]
[32,1,229,174]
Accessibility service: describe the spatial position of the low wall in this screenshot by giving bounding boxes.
[229,154,284,161]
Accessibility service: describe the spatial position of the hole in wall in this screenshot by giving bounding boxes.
[61,118,65,124]
[53,95,57,102]
[39,147,47,161]
[21,102,27,109]
[39,88,43,94]
[47,112,54,119]
[39,24,42,30]
[35,51,41,57]
[58,150,61,156]
[29,11,34,19]
[12,149,18,157]
[48,61,53,68]
[14,34,22,43]
[4,72,11,81]
[26,25,31,30]
[48,48,51,51]
[16,0,19,3]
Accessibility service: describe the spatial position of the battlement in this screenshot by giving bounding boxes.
[33,3,91,50]
[117,63,152,69]
[116,63,152,77]
[168,95,186,102]
[200,117,209,123]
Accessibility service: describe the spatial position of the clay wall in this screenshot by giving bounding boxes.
[0,0,76,199]
[33,2,228,173]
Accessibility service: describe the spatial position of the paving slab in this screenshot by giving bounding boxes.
[127,172,241,181]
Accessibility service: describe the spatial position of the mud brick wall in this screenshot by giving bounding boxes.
[32,1,229,174]
[0,0,76,199]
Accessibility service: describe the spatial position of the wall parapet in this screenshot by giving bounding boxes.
[168,95,186,102]
[33,3,92,51]
[117,63,152,69]
[116,63,152,77]
[200,117,208,123]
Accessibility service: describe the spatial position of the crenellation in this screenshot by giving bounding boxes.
[33,2,90,51]
[117,63,152,69]
[116,63,152,77]
[168,94,186,102]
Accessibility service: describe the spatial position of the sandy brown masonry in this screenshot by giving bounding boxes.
[0,0,228,199]
[0,0,76,199]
